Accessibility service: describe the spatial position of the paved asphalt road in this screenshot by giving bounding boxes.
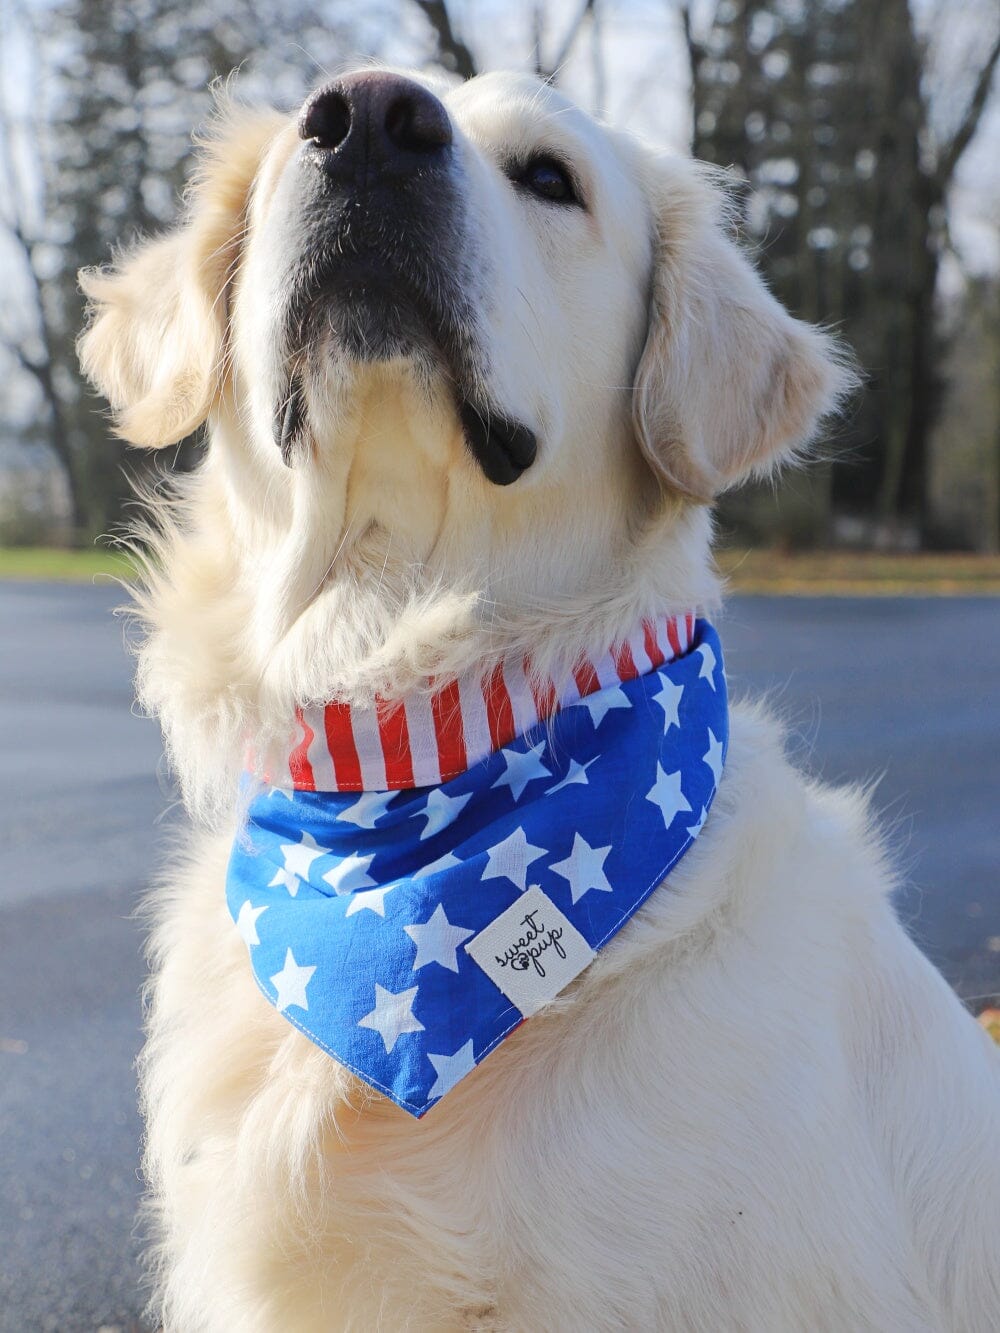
[1,583,998,1332]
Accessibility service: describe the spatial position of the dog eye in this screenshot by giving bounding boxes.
[515,156,580,206]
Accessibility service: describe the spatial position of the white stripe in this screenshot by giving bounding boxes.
[628,623,652,676]
[283,609,700,789]
[457,671,492,770]
[556,665,583,709]
[591,650,620,690]
[655,617,675,664]
[503,657,538,738]
[350,706,387,790]
[405,695,442,787]
[301,707,337,791]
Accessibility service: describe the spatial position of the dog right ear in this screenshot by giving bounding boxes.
[631,158,854,503]
[78,105,284,448]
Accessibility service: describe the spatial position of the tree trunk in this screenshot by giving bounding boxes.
[20,354,88,542]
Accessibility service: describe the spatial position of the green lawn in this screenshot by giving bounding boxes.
[718,548,1000,595]
[3,545,1000,594]
[0,545,136,582]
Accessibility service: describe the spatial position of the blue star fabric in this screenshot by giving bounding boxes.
[226,619,728,1116]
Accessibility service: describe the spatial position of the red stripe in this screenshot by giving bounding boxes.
[376,696,415,789]
[483,663,516,750]
[431,679,468,779]
[324,701,362,790]
[613,639,638,683]
[289,612,699,790]
[289,707,316,791]
[529,669,558,720]
[666,616,683,659]
[643,619,665,669]
[573,657,600,698]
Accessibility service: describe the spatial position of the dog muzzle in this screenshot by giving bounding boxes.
[227,615,728,1117]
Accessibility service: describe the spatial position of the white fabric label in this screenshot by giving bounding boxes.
[464,884,596,1017]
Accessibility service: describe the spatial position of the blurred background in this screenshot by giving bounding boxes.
[0,2,998,1330]
[1,0,999,555]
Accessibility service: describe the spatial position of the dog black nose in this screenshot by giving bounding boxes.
[299,72,452,180]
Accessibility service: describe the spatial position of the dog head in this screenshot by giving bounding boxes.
[79,68,850,803]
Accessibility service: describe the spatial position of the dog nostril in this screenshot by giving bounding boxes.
[299,90,351,151]
[384,93,452,153]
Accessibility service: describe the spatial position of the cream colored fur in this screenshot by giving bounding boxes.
[78,69,1000,1332]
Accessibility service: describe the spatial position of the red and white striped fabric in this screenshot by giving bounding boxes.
[279,612,697,793]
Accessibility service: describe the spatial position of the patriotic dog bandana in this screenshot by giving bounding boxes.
[227,616,727,1117]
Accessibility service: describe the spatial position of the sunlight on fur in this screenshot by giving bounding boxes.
[78,67,998,1333]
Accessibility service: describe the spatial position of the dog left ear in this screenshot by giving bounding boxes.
[632,162,853,503]
[78,105,284,448]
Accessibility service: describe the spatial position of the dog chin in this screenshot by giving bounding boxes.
[273,285,448,462]
[277,293,538,486]
[325,285,441,365]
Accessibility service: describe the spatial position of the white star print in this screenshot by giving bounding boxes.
[547,755,598,795]
[270,948,316,1012]
[696,642,719,689]
[336,789,399,829]
[276,830,328,888]
[358,984,424,1053]
[236,899,267,948]
[322,852,377,895]
[344,885,396,918]
[482,826,547,892]
[701,729,724,786]
[416,851,461,877]
[646,763,692,828]
[686,806,708,840]
[427,1039,477,1099]
[550,833,614,904]
[577,685,632,727]
[652,678,684,731]
[491,740,551,801]
[418,788,472,841]
[404,904,475,972]
[268,865,301,896]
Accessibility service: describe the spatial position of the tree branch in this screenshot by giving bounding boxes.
[937,26,1000,188]
[412,0,478,79]
[10,343,56,399]
[545,0,597,82]
[677,0,713,151]
[531,4,546,79]
[680,1,698,84]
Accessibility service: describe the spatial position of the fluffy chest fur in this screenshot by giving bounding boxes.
[78,65,1000,1333]
[141,703,1000,1332]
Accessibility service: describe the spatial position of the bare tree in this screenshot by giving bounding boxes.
[413,0,600,84]
[680,0,1000,542]
[0,0,372,541]
[412,0,479,77]
[0,8,86,536]
[542,0,598,82]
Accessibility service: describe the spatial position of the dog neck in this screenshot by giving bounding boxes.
[136,406,722,822]
[257,610,701,794]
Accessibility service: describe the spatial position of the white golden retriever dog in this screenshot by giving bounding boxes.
[79,67,1000,1332]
